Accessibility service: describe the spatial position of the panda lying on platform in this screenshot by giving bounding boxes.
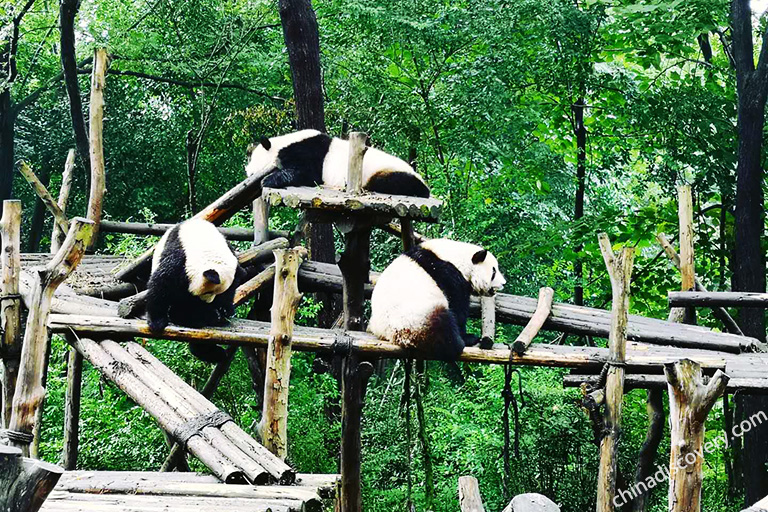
[369,239,506,360]
[245,129,430,198]
[146,218,246,363]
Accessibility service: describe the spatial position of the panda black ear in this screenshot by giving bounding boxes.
[203,269,221,284]
[259,136,272,150]
[471,249,488,264]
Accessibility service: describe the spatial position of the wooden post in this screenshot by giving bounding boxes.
[480,295,496,347]
[458,475,486,512]
[0,445,63,512]
[87,48,108,247]
[677,185,696,324]
[51,149,75,253]
[665,359,728,512]
[0,200,21,429]
[18,163,69,236]
[8,218,94,455]
[512,287,554,355]
[260,248,306,459]
[400,219,416,252]
[253,197,270,245]
[346,132,367,194]
[596,233,634,512]
[61,334,82,470]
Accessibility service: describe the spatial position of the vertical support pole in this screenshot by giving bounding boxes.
[596,233,634,512]
[253,197,270,246]
[665,359,728,512]
[260,247,305,459]
[400,219,416,252]
[338,131,374,512]
[0,200,21,429]
[9,218,93,456]
[346,132,367,194]
[480,295,496,346]
[61,334,82,470]
[87,48,108,248]
[677,185,696,325]
[51,150,75,254]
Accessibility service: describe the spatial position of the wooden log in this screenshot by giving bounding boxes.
[458,475,486,512]
[346,132,367,194]
[379,220,426,245]
[657,233,742,335]
[596,233,634,512]
[669,291,768,308]
[98,220,288,242]
[61,337,82,470]
[68,337,247,484]
[9,218,94,455]
[1,201,22,428]
[18,163,69,236]
[234,266,275,307]
[120,342,294,484]
[86,48,108,246]
[677,185,696,324]
[0,445,63,512]
[253,196,270,245]
[512,287,554,355]
[161,346,238,472]
[238,237,289,266]
[51,149,75,253]
[665,359,729,512]
[48,314,731,371]
[260,248,305,459]
[564,373,768,393]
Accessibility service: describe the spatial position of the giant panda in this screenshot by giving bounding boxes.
[369,239,506,360]
[146,218,246,363]
[245,129,430,198]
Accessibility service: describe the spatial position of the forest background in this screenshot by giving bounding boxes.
[2,0,768,510]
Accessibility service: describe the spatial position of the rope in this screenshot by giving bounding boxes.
[172,410,232,448]
[0,429,34,444]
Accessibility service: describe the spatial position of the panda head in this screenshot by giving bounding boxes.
[469,248,506,296]
[193,269,228,303]
[245,136,275,178]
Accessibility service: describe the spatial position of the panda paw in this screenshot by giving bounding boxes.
[462,334,481,347]
[148,316,169,333]
[478,336,494,350]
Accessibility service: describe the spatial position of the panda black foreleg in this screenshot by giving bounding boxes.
[145,274,174,333]
[212,265,246,323]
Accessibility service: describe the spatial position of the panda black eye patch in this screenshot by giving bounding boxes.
[492,268,496,280]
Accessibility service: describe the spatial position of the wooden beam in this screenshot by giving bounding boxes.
[669,291,768,308]
[458,475,486,512]
[0,200,22,428]
[86,48,109,246]
[260,248,305,458]
[665,359,729,512]
[596,233,634,512]
[0,445,63,512]
[98,220,288,243]
[18,162,69,236]
[564,373,768,394]
[234,266,276,307]
[50,149,75,253]
[512,287,554,355]
[8,218,94,455]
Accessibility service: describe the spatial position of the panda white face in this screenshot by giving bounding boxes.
[470,249,506,296]
[193,268,231,303]
[245,137,276,178]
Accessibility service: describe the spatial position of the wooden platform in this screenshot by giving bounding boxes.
[262,186,443,222]
[40,471,337,512]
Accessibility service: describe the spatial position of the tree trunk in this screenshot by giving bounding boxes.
[27,166,51,253]
[60,0,90,175]
[573,98,586,307]
[0,90,15,202]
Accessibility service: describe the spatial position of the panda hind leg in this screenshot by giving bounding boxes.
[189,343,228,364]
[426,308,468,361]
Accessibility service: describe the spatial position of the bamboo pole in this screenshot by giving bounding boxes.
[665,359,729,512]
[260,248,306,459]
[0,201,22,429]
[8,218,94,455]
[86,48,109,247]
[677,186,696,324]
[596,233,634,512]
[51,149,75,254]
[61,334,82,470]
[18,163,69,236]
[512,287,554,355]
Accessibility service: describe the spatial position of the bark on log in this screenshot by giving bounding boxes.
[346,133,367,194]
[564,373,768,394]
[665,359,729,512]
[86,48,108,246]
[98,220,287,243]
[677,185,696,324]
[596,233,634,512]
[657,233,742,335]
[61,338,82,470]
[1,200,21,428]
[8,218,93,455]
[512,287,554,354]
[260,248,305,459]
[458,475,486,512]
[50,149,75,253]
[18,162,69,236]
[234,266,276,307]
[669,292,768,308]
[0,445,63,512]
[253,196,270,245]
